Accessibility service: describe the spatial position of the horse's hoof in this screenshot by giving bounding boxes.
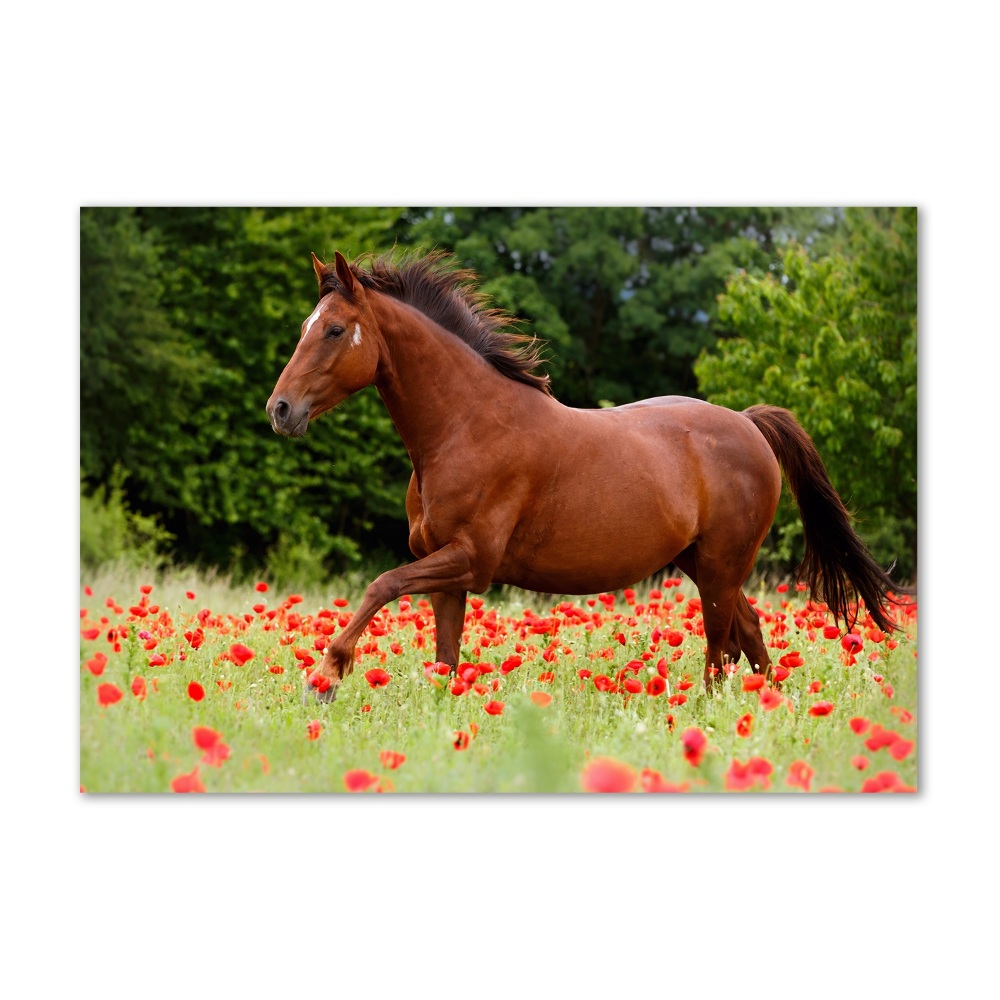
[313,682,339,705]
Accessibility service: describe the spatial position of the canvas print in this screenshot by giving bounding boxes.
[79,207,917,793]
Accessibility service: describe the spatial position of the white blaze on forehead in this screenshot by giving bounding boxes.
[352,323,362,346]
[301,302,325,340]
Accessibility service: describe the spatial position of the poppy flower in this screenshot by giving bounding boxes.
[725,757,773,791]
[849,716,871,735]
[537,671,555,683]
[664,629,684,647]
[306,721,322,740]
[622,677,643,694]
[888,738,914,761]
[81,627,101,641]
[742,674,766,692]
[187,681,205,702]
[171,768,206,793]
[483,700,505,716]
[646,675,667,696]
[131,676,147,700]
[822,625,841,640]
[500,654,523,674]
[185,591,196,600]
[865,725,901,752]
[379,750,406,769]
[333,597,349,608]
[778,652,804,669]
[667,693,687,706]
[578,668,593,680]
[530,691,553,707]
[786,760,814,792]
[841,633,863,654]
[681,727,707,767]
[861,771,915,793]
[758,687,783,711]
[808,700,835,717]
[851,755,870,770]
[343,769,379,792]
[85,652,108,676]
[736,713,753,738]
[148,653,167,667]
[230,643,254,666]
[580,757,636,793]
[308,671,331,693]
[365,668,392,688]
[449,677,468,696]
[640,769,689,793]
[97,683,123,706]
[453,731,470,751]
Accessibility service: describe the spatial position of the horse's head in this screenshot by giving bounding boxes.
[266,251,380,437]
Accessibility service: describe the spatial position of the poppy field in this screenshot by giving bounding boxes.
[79,572,917,793]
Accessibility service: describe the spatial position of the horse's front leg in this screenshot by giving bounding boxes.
[307,543,481,703]
[430,591,467,674]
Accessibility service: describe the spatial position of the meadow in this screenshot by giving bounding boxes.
[79,566,917,794]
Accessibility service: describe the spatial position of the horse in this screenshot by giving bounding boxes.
[266,249,904,703]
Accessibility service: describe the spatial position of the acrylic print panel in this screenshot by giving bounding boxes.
[79,207,917,793]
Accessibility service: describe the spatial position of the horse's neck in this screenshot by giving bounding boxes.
[372,296,509,467]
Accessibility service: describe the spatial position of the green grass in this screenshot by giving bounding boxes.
[79,567,917,793]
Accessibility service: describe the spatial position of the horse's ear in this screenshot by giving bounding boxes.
[310,252,329,290]
[334,251,360,297]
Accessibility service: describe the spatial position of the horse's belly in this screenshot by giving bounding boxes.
[493,492,695,595]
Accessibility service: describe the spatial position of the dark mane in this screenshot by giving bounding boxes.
[319,251,551,394]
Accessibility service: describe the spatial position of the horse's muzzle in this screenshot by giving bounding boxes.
[266,396,309,437]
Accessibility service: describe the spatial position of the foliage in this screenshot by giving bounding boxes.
[694,208,917,580]
[80,467,175,571]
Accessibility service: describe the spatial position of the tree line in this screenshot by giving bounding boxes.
[80,206,916,585]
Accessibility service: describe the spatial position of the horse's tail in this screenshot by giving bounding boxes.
[743,404,905,633]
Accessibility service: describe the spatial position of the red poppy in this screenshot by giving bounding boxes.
[365,668,392,688]
[736,713,753,738]
[786,760,814,792]
[230,643,254,666]
[822,625,840,640]
[255,581,269,592]
[97,683,123,706]
[530,691,553,707]
[861,770,915,793]
[758,687,783,711]
[306,721,322,740]
[742,674,766,692]
[308,671,331,692]
[500,654,523,674]
[81,627,101,641]
[578,668,593,680]
[580,757,637,792]
[187,681,205,702]
[668,693,687,706]
[171,768,206,793]
[640,769,689,793]
[851,755,870,770]
[664,629,684,647]
[85,652,108,676]
[864,724,901,752]
[185,591,196,600]
[333,597,349,608]
[449,677,468,696]
[841,633,863,654]
[646,675,667,696]
[343,769,379,792]
[131,676,147,700]
[808,700,835,717]
[888,738,915,761]
[808,680,823,693]
[537,671,555,683]
[148,653,167,667]
[622,677,643,694]
[379,750,406,769]
[778,652,804,669]
[681,727,707,767]
[849,716,871,735]
[483,700,505,716]
[453,730,470,751]
[725,757,773,791]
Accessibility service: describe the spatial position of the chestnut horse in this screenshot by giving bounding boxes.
[266,250,902,703]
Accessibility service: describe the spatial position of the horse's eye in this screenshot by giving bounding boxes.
[326,325,345,339]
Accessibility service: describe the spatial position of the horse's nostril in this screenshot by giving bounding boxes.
[273,398,290,423]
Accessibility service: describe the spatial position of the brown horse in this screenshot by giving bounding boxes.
[266,250,903,703]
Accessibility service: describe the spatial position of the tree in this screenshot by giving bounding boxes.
[693,208,917,580]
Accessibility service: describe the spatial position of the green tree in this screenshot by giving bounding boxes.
[399,207,838,406]
[694,207,917,580]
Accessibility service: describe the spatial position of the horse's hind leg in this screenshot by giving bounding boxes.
[735,594,772,678]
